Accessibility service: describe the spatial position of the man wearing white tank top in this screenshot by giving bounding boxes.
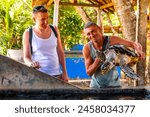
[22,5,69,82]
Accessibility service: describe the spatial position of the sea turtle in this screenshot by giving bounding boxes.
[96,45,140,80]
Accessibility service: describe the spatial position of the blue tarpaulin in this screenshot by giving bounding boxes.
[65,58,90,79]
[70,44,83,51]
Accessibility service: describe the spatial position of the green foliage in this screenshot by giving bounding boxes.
[0,2,85,53]
[102,13,120,26]
[0,0,32,55]
[57,6,84,50]
[1,0,114,53]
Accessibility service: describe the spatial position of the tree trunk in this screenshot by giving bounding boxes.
[69,0,91,23]
[112,0,149,85]
[105,13,118,35]
[74,6,92,23]
[136,0,148,85]
[112,0,136,41]
[112,0,136,85]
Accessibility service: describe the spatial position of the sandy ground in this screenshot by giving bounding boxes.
[69,79,138,88]
[69,79,91,88]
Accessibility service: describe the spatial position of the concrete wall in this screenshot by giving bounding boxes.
[0,55,79,90]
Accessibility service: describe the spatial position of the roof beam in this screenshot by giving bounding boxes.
[59,2,99,7]
[100,3,113,10]
[97,0,106,4]
[59,2,114,13]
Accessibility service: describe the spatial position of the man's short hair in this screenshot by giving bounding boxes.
[84,21,98,29]
[32,5,48,13]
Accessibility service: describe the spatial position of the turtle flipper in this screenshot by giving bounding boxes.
[120,65,140,80]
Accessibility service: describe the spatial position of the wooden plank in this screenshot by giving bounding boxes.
[100,3,113,9]
[59,2,99,7]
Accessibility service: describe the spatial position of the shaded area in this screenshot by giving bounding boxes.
[0,86,148,100]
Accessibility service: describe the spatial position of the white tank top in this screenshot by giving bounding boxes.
[31,29,62,76]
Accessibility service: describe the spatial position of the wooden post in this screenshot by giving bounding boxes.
[132,0,140,86]
[53,0,60,26]
[146,2,150,83]
[135,0,140,42]
[146,30,150,84]
[96,7,104,34]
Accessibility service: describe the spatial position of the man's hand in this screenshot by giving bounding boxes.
[95,50,105,61]
[30,61,41,69]
[133,42,145,59]
[61,73,69,82]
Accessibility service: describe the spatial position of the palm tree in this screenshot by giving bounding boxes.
[112,0,136,41]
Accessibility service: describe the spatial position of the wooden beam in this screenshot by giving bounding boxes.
[100,3,114,10]
[100,3,114,13]
[87,0,96,4]
[97,0,106,4]
[59,2,99,7]
[58,1,115,13]
[104,26,122,33]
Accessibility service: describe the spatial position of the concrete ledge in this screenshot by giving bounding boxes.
[0,86,147,100]
[0,55,79,90]
[0,55,149,100]
[143,86,150,99]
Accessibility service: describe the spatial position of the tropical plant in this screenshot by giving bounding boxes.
[0,0,32,55]
[58,6,84,50]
